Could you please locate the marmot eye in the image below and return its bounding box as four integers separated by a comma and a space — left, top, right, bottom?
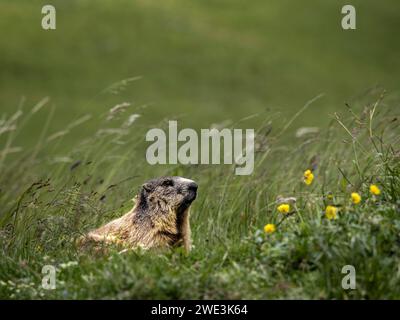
162, 180, 174, 187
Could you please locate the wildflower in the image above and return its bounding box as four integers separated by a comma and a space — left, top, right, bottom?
303, 169, 314, 185
351, 192, 361, 204
277, 203, 290, 214
264, 224, 276, 234
325, 205, 338, 220
370, 184, 381, 195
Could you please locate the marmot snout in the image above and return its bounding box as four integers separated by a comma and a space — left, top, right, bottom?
79, 176, 198, 253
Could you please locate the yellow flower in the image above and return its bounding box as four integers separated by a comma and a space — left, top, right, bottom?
264, 224, 276, 234
325, 205, 338, 220
303, 169, 314, 185
370, 184, 381, 195
304, 169, 312, 177
277, 203, 290, 214
351, 192, 361, 204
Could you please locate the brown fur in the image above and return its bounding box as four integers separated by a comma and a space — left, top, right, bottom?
79, 176, 197, 253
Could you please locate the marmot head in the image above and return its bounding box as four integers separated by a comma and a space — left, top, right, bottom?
138, 176, 198, 215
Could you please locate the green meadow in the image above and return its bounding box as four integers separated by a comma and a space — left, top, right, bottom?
0, 0, 399, 299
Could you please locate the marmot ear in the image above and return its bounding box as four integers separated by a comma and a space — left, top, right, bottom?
142, 183, 152, 193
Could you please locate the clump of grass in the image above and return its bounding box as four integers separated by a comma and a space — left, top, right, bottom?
0, 90, 399, 299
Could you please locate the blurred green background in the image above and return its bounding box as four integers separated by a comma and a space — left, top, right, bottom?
0, 0, 399, 144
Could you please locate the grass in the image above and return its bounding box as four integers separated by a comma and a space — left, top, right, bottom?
1, 0, 400, 299
0, 88, 399, 299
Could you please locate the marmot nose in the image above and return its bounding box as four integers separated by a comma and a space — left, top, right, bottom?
187, 182, 198, 192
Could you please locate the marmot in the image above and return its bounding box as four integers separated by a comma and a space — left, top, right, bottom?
79, 176, 198, 253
